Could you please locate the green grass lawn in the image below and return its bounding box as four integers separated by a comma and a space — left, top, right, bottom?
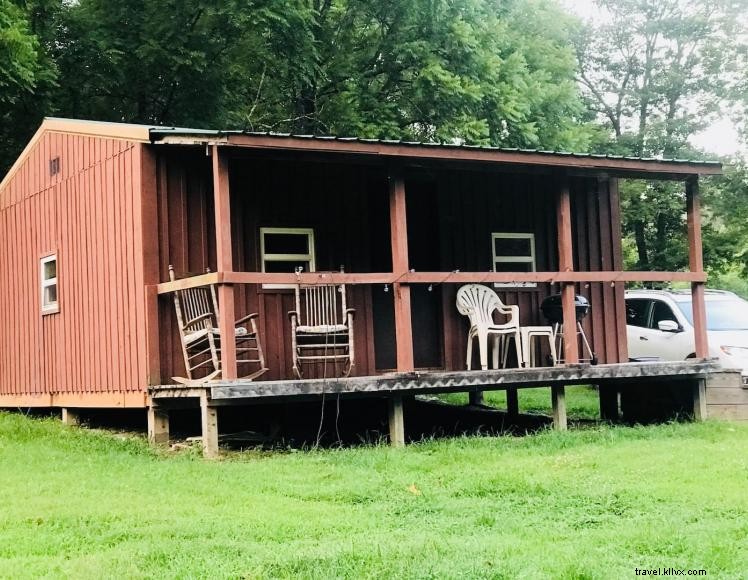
440, 385, 601, 420
2, 413, 748, 578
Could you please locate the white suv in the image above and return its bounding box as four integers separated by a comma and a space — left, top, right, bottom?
625, 289, 748, 381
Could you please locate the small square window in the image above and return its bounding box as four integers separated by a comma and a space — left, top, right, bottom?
491, 233, 536, 288
260, 228, 315, 289
41, 254, 59, 314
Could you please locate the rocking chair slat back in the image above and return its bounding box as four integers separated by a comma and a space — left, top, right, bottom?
290, 280, 354, 379
296, 284, 346, 327
168, 265, 267, 383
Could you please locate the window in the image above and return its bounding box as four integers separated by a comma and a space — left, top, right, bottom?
650, 301, 678, 329
491, 233, 536, 287
40, 254, 59, 314
260, 228, 315, 289
626, 299, 651, 327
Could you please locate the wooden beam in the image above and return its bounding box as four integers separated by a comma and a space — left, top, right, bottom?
687, 176, 709, 359
557, 175, 579, 364
389, 168, 414, 372
551, 386, 567, 430
208, 133, 722, 177
598, 385, 619, 421
155, 273, 221, 294
469, 391, 485, 405
0, 391, 148, 409
200, 392, 219, 458
157, 270, 707, 293
61, 408, 80, 426
204, 360, 722, 400
560, 284, 579, 363
388, 395, 405, 447
139, 146, 161, 387
692, 378, 707, 421
147, 403, 170, 445
212, 145, 237, 379
506, 387, 519, 416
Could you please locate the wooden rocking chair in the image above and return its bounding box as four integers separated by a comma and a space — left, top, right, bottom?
169, 265, 267, 384
289, 281, 355, 378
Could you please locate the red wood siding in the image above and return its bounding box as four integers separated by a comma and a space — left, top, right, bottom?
571, 176, 628, 364
155, 151, 627, 381
0, 132, 150, 400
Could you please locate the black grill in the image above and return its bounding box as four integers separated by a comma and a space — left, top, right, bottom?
540, 294, 591, 324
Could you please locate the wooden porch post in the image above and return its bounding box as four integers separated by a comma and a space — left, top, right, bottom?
389, 168, 414, 372
686, 176, 708, 359
554, 175, 576, 429
61, 408, 80, 426
147, 401, 170, 445
200, 391, 219, 458
557, 176, 579, 365
212, 145, 237, 379
388, 395, 406, 447
551, 385, 567, 431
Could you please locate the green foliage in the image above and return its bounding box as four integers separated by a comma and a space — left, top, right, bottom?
2, 412, 748, 577
701, 161, 748, 276
0, 0, 595, 173
0, 0, 58, 172
576, 0, 747, 276
439, 385, 601, 420
0, 0, 40, 102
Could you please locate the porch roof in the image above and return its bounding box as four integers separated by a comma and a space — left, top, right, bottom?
149, 126, 723, 178
1, 118, 722, 193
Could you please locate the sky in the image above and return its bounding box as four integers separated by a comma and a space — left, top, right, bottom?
561, 0, 746, 158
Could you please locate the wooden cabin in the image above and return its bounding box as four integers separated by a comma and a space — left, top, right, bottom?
0, 118, 729, 454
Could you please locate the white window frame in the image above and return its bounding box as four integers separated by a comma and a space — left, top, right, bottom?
260, 227, 316, 289
491, 232, 536, 288
40, 254, 59, 314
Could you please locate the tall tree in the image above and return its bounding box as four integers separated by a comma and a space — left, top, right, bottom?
226, 0, 592, 150
574, 0, 745, 272
0, 0, 58, 171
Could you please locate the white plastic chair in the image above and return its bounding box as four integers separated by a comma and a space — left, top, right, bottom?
456, 284, 522, 371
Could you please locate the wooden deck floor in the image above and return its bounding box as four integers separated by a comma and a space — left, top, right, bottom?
147, 360, 728, 457
150, 360, 722, 401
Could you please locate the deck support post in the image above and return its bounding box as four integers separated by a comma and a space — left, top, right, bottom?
557, 175, 579, 364
686, 176, 708, 359
389, 168, 414, 372
147, 402, 170, 445
388, 395, 406, 447
200, 392, 220, 458
212, 144, 237, 379
692, 378, 707, 421
61, 408, 80, 426
551, 385, 567, 430
506, 387, 519, 416
599, 385, 619, 421
469, 391, 485, 406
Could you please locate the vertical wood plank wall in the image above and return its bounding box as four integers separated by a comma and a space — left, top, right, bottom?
435, 171, 626, 370
156, 152, 627, 381
0, 132, 149, 400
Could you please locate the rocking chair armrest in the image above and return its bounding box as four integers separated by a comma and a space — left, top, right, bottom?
288, 310, 299, 322
182, 312, 214, 330
344, 308, 356, 316
234, 312, 259, 326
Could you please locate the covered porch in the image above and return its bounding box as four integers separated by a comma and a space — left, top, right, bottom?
144, 134, 716, 454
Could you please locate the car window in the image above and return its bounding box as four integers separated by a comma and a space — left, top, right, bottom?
626, 299, 650, 327
650, 300, 677, 329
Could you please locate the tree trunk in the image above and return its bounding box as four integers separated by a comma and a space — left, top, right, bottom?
293, 85, 317, 134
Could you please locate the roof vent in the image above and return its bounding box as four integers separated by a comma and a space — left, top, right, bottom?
49, 157, 60, 176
